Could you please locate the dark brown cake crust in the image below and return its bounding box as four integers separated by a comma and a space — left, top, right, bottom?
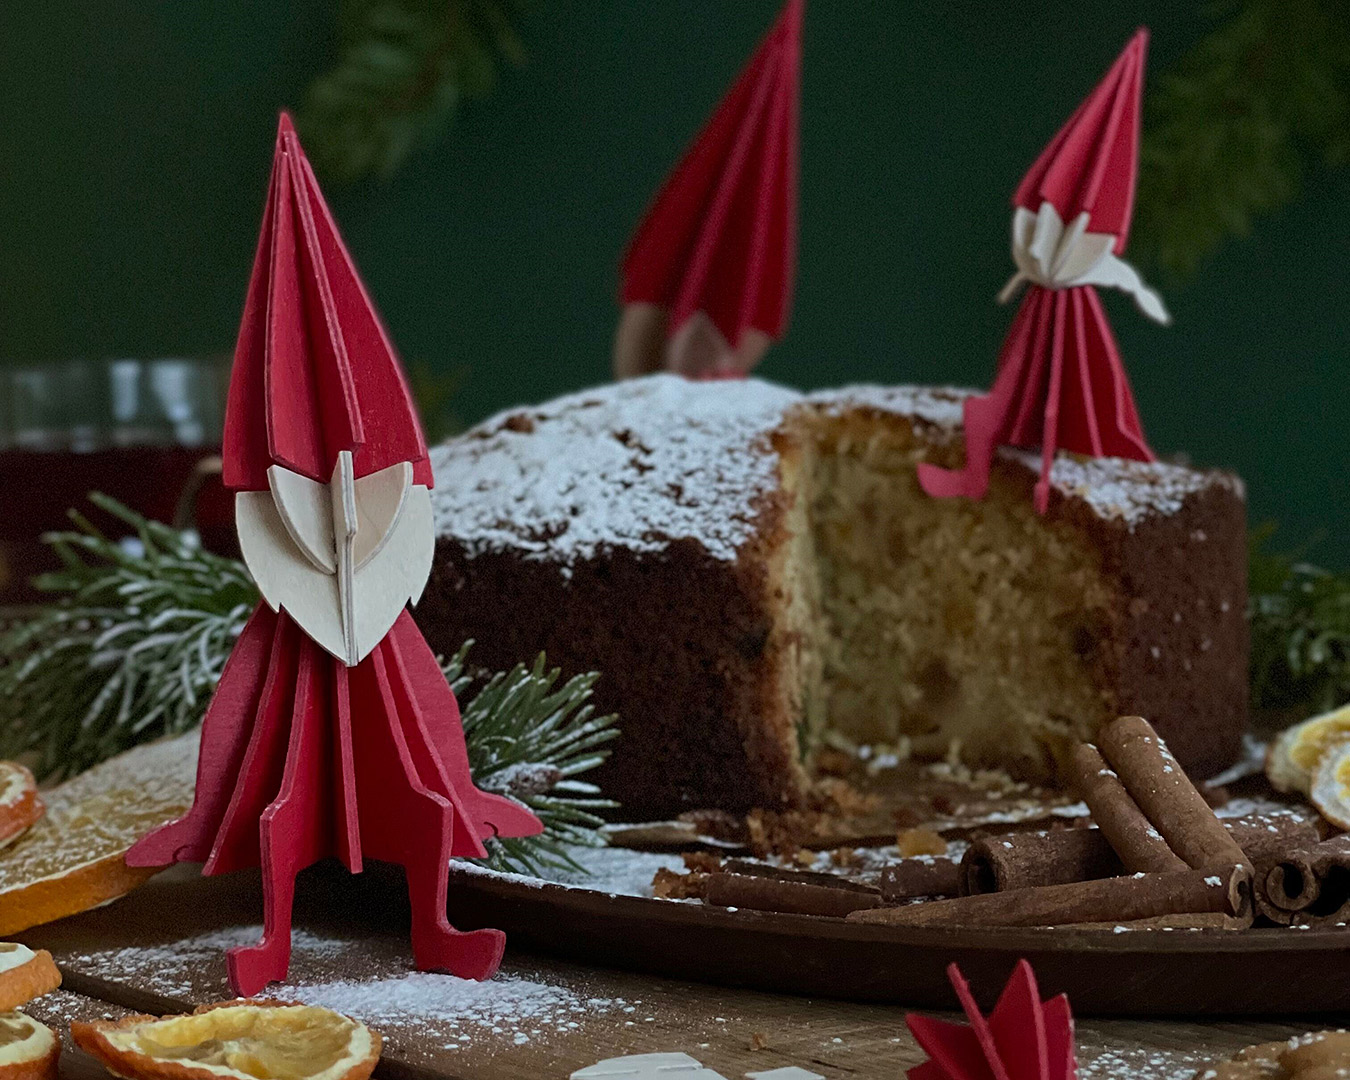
420, 528, 805, 818
1075, 480, 1250, 779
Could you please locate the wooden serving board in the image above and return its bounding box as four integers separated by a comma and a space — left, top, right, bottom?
441, 863, 1350, 1016
12, 865, 1321, 1080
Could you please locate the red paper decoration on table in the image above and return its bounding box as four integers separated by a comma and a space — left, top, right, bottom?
906, 961, 1077, 1080
918, 30, 1168, 514
126, 114, 541, 997
614, 0, 802, 380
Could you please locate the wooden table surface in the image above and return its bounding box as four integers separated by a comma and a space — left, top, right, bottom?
17, 865, 1321, 1080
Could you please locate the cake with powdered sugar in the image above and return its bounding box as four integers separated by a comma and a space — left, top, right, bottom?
415, 375, 1247, 818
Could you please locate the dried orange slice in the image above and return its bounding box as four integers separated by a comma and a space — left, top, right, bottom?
0, 946, 59, 1013
0, 735, 197, 936
0, 767, 42, 852
71, 1000, 381, 1080
0, 1011, 58, 1080
1267, 703, 1350, 794
1310, 739, 1350, 831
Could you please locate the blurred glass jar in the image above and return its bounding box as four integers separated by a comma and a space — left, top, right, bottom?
1, 357, 228, 452
0, 357, 234, 603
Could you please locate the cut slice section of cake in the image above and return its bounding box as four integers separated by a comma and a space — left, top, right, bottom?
418, 375, 1246, 818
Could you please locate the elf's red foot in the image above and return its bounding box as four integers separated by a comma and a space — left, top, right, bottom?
227, 931, 293, 997
412, 923, 506, 981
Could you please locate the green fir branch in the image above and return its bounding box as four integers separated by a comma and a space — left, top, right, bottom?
1248, 524, 1350, 717
0, 496, 618, 876
0, 494, 255, 780
297, 0, 530, 184
1136, 0, 1350, 276
447, 644, 619, 876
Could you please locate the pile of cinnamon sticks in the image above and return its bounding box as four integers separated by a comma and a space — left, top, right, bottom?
694, 716, 1339, 933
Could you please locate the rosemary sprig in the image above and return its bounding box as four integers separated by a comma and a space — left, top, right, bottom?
0, 496, 618, 875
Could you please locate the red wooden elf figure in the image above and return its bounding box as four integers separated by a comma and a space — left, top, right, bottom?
918, 29, 1169, 514
906, 961, 1078, 1080
614, 0, 802, 380
127, 114, 542, 997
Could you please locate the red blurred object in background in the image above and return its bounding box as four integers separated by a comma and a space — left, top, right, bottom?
0, 357, 235, 604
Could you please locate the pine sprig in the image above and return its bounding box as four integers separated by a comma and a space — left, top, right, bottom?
1249, 525, 1350, 718
297, 0, 530, 184
446, 645, 619, 876
0, 496, 619, 876
0, 494, 255, 780
1135, 0, 1350, 276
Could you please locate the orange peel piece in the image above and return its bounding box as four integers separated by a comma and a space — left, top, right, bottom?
71, 1000, 381, 1080
0, 767, 42, 853
0, 1012, 58, 1080
0, 947, 59, 1013
1267, 703, 1350, 795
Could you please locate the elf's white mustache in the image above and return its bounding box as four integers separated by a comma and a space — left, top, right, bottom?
998, 201, 1170, 326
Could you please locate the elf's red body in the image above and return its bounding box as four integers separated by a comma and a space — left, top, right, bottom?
919, 30, 1166, 514
126, 115, 540, 997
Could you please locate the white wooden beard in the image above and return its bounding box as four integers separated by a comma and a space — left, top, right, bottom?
997, 200, 1170, 325
236, 451, 434, 667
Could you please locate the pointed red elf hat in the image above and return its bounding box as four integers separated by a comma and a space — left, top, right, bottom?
224, 113, 431, 492
1014, 28, 1147, 251
615, 0, 802, 378
906, 961, 1077, 1080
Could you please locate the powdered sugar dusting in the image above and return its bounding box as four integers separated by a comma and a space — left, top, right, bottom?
66, 925, 343, 999
806, 384, 969, 433
288, 973, 627, 1050
430, 375, 797, 567
1080, 1043, 1214, 1080
1001, 448, 1244, 529
454, 843, 687, 898
430, 375, 1242, 566
66, 923, 631, 1051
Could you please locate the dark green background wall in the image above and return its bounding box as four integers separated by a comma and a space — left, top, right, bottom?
2, 2, 1346, 563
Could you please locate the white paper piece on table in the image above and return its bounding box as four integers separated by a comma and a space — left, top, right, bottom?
996, 201, 1170, 325
571, 1053, 730, 1079
745, 1069, 826, 1080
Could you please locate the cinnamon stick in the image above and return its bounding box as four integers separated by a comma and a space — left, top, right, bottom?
879, 856, 962, 902
847, 865, 1252, 929
961, 815, 1319, 896
1069, 742, 1186, 874
1264, 834, 1350, 927
960, 828, 1123, 895
1097, 715, 1251, 873
722, 859, 881, 894
704, 872, 884, 917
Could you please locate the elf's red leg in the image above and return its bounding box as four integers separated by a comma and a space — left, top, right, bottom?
403, 810, 506, 981
353, 643, 507, 981
226, 855, 296, 997
226, 636, 331, 996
